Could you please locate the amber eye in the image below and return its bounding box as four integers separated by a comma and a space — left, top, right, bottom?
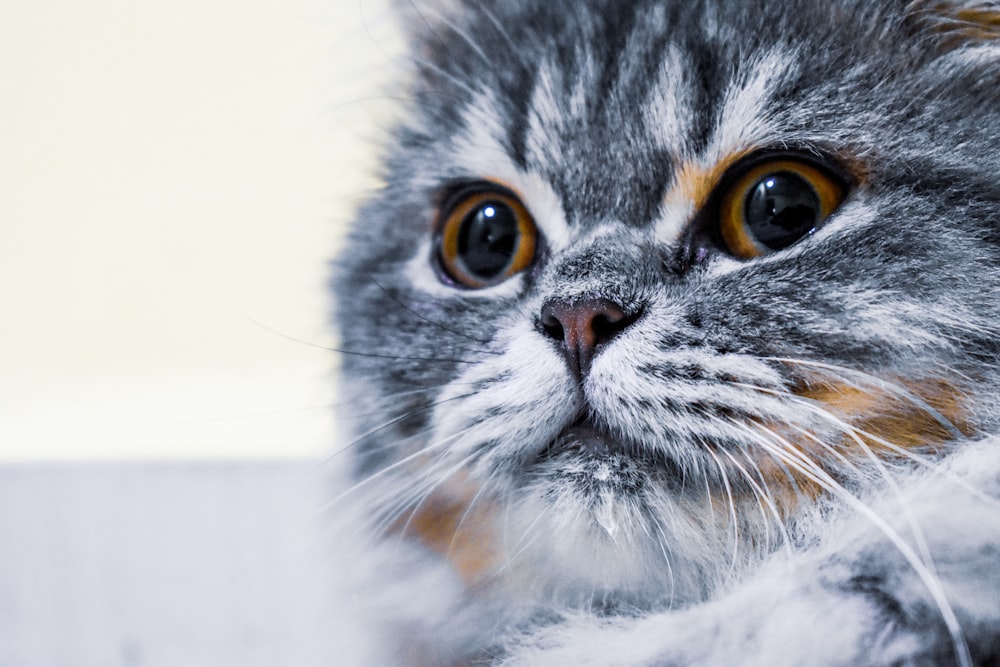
436, 187, 537, 288
718, 157, 847, 259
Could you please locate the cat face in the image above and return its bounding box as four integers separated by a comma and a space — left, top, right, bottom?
335, 0, 1000, 605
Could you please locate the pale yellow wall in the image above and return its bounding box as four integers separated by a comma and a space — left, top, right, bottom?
0, 0, 404, 461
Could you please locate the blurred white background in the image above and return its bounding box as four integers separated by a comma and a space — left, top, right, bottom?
0, 3, 407, 664
0, 0, 403, 461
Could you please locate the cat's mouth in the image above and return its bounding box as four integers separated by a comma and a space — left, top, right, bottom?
551, 420, 618, 458
530, 419, 680, 496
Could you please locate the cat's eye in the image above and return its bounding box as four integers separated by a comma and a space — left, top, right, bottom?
435, 186, 537, 288
718, 157, 847, 259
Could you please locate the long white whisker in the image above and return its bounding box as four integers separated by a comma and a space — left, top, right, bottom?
786, 419, 936, 569
446, 467, 501, 558
369, 455, 468, 539
718, 447, 777, 550
647, 511, 678, 604
370, 421, 492, 528
317, 420, 477, 514
408, 1, 494, 69
394, 449, 485, 544
738, 421, 973, 667
763, 357, 963, 439
736, 447, 795, 553
802, 402, 998, 508
323, 391, 480, 464
702, 467, 717, 541
406, 52, 485, 100
732, 380, 995, 506
704, 446, 741, 577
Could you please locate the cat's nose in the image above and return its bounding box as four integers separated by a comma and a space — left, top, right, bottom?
539, 297, 635, 379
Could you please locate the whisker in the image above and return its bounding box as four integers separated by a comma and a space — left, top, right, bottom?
247, 316, 477, 364
740, 422, 973, 667
446, 467, 500, 558
323, 390, 480, 465
317, 418, 476, 514
737, 377, 998, 507
792, 421, 936, 570
364, 421, 487, 539
763, 357, 964, 439
333, 387, 444, 419
365, 272, 497, 348
720, 447, 791, 552
646, 512, 678, 604
400, 0, 438, 37
370, 463, 476, 543
704, 446, 741, 577
466, 0, 530, 75
392, 449, 483, 543
755, 408, 942, 580
734, 447, 795, 553
702, 468, 716, 543
501, 505, 547, 572
839, 423, 1000, 507
405, 52, 485, 102
410, 1, 494, 71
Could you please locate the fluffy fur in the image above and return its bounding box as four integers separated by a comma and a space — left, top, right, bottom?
332, 1, 1000, 664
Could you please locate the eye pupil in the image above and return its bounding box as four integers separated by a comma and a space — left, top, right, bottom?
456, 200, 519, 280
437, 185, 538, 288
744, 171, 821, 250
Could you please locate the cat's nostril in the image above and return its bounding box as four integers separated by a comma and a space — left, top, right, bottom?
541, 311, 565, 342
592, 312, 624, 343
539, 297, 636, 378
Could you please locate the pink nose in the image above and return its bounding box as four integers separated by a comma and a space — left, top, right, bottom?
540, 297, 634, 378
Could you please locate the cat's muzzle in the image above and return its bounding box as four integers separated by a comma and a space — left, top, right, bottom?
533, 420, 678, 498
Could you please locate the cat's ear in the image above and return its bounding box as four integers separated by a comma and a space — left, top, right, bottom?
390, 0, 467, 44
906, 0, 1000, 50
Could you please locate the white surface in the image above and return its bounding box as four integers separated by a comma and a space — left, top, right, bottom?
0, 0, 404, 461
0, 461, 370, 667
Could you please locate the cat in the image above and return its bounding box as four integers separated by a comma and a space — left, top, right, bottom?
331, 0, 1000, 664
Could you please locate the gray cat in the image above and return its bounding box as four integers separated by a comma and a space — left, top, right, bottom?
332, 0, 1000, 664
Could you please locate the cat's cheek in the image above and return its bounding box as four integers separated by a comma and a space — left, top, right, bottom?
429, 320, 580, 472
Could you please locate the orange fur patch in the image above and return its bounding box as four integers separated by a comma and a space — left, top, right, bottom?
663, 150, 867, 223
738, 375, 974, 517
795, 376, 974, 452
748, 453, 825, 505
663, 152, 750, 213
397, 476, 498, 586
913, 2, 1000, 47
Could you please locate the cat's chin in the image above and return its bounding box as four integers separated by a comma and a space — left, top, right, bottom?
503, 421, 713, 604
530, 420, 679, 498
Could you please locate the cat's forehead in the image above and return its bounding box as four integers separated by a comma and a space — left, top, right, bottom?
400, 0, 999, 250
438, 3, 805, 245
